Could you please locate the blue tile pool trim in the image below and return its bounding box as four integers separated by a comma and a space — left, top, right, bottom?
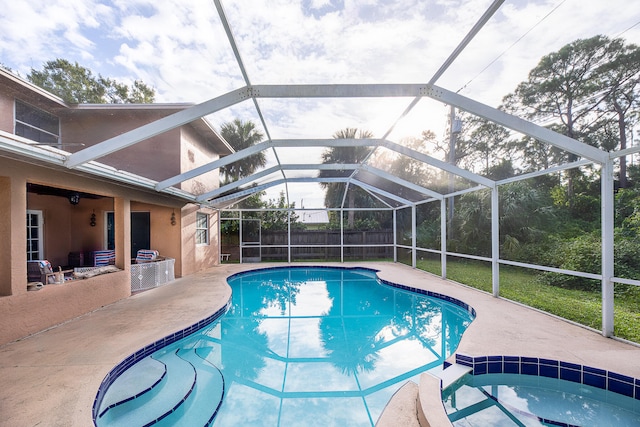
91, 299, 231, 426
455, 353, 640, 401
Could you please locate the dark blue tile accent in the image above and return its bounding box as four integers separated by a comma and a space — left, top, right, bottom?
540, 364, 559, 379
456, 354, 473, 363
560, 367, 581, 383
504, 362, 519, 374
584, 372, 606, 389
560, 361, 581, 371
584, 365, 606, 376
521, 363, 538, 376
488, 361, 502, 374
474, 362, 487, 375
609, 378, 634, 398
609, 371, 634, 384
457, 354, 640, 406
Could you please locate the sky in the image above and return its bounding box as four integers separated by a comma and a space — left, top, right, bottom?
1, 0, 639, 208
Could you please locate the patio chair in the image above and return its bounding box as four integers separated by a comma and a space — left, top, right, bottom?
135, 249, 160, 263
38, 260, 73, 284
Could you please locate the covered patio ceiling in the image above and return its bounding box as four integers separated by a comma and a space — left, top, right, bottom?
38, 0, 634, 210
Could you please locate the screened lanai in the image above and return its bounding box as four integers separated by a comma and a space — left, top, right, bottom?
2, 0, 639, 341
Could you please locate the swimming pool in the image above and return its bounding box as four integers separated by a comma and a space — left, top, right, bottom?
443, 357, 640, 426
94, 266, 475, 426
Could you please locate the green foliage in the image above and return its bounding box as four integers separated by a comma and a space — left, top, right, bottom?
539, 230, 640, 292
416, 259, 640, 343
27, 59, 155, 103
219, 119, 266, 183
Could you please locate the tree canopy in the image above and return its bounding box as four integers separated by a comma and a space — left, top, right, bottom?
27, 59, 155, 104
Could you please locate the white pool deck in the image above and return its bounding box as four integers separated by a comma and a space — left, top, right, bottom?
1, 262, 639, 427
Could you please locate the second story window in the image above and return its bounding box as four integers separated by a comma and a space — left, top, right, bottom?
14, 100, 60, 145
196, 212, 209, 245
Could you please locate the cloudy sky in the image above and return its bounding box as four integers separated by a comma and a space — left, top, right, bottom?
1, 0, 639, 207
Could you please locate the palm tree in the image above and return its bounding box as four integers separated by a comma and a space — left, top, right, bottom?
319, 128, 373, 228
219, 119, 266, 183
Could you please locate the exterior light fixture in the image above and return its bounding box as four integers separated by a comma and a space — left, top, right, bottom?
171, 210, 176, 226
69, 193, 80, 205
90, 210, 96, 227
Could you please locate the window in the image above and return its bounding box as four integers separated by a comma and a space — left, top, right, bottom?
15, 100, 60, 144
196, 212, 209, 245
26, 210, 43, 261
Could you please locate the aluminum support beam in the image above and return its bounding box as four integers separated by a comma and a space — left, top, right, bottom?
65, 87, 253, 168
360, 164, 444, 200
491, 185, 500, 297
601, 160, 615, 337
441, 198, 447, 279
412, 204, 417, 268
421, 86, 608, 164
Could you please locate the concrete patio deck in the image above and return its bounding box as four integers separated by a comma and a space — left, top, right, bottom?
1, 262, 638, 427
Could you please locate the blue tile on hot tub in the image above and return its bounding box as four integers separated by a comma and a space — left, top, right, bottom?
540, 364, 559, 379
474, 363, 487, 375
560, 367, 581, 383
608, 378, 634, 398
488, 361, 502, 374
584, 372, 606, 389
504, 362, 519, 374
521, 363, 538, 376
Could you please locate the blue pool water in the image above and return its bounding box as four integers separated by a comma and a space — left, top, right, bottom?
443, 373, 640, 426
95, 266, 475, 426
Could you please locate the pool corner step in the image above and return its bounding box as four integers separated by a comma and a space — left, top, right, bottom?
97, 350, 196, 427
438, 363, 472, 390
98, 356, 167, 416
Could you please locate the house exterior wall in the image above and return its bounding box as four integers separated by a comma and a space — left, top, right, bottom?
61, 110, 182, 182
180, 125, 220, 195
0, 73, 226, 344
0, 156, 133, 344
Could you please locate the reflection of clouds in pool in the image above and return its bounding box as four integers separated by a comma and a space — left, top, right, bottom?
290, 280, 333, 316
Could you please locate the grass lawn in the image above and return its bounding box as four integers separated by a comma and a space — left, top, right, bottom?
415, 258, 640, 344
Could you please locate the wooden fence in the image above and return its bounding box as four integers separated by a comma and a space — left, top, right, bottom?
222, 229, 394, 262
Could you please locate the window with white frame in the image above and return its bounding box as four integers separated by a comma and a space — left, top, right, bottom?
15, 100, 60, 145
196, 212, 209, 245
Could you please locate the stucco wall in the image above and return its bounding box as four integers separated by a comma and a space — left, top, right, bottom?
180, 125, 220, 195
181, 204, 220, 275
0, 155, 203, 345
131, 201, 184, 276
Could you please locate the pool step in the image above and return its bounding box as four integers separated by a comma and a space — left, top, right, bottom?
98, 356, 167, 417
438, 363, 473, 390
153, 348, 225, 426
98, 350, 196, 427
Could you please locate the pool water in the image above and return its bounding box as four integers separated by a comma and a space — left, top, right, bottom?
95, 266, 474, 426
443, 373, 640, 426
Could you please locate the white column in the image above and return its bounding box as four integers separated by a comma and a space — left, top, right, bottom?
393, 209, 398, 263
441, 198, 447, 279
412, 204, 417, 268
491, 186, 499, 297
601, 160, 615, 337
